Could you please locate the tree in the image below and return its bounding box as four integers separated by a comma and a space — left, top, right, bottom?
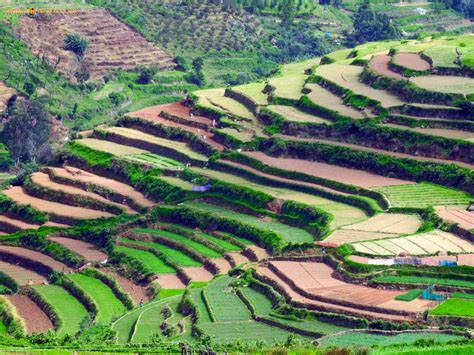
347, 1, 400, 46
64, 34, 89, 56
281, 0, 296, 26
136, 66, 157, 84
2, 99, 52, 165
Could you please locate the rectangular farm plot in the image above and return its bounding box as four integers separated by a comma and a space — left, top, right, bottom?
430, 298, 474, 317
342, 213, 422, 234
268, 105, 332, 124
373, 183, 472, 208
183, 201, 314, 244
244, 151, 412, 188
325, 230, 397, 246
48, 237, 108, 263
32, 285, 88, 336
99, 127, 208, 162
410, 75, 474, 95
435, 206, 474, 231
67, 273, 127, 323
114, 245, 176, 274
77, 138, 147, 156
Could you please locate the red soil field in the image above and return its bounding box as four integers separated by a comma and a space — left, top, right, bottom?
268, 261, 434, 313
48, 166, 155, 209
32, 172, 135, 214
228, 252, 250, 265
3, 187, 114, 222
370, 55, 403, 79
0, 215, 40, 233
5, 295, 53, 334
183, 266, 214, 282
211, 258, 233, 274
0, 245, 72, 273
0, 260, 45, 285
244, 151, 412, 188
393, 53, 431, 71
48, 237, 107, 263
156, 274, 186, 289
435, 206, 474, 230
102, 269, 151, 304
247, 245, 270, 260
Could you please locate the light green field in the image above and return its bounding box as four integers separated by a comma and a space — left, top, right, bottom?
430, 298, 474, 317
67, 273, 126, 324
93, 82, 125, 101
410, 75, 474, 95
373, 275, 474, 290
77, 138, 147, 156
205, 277, 251, 322
114, 245, 176, 274
99, 127, 208, 162
132, 228, 222, 258
233, 82, 268, 105
159, 176, 194, 190
373, 183, 472, 208
124, 153, 184, 170
268, 105, 331, 124
196, 232, 241, 251
183, 201, 314, 243
191, 167, 367, 229
423, 45, 459, 68
217, 127, 255, 142
194, 88, 255, 120
31, 285, 88, 337
119, 238, 202, 267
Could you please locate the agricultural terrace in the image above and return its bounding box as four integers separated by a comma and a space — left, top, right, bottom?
393, 53, 431, 72
0, 261, 45, 285
183, 201, 315, 244
114, 245, 176, 274
430, 298, 474, 318
268, 105, 332, 124
381, 124, 474, 143
352, 229, 474, 256
4, 295, 53, 334
435, 206, 474, 230
233, 82, 268, 106
373, 183, 472, 208
410, 76, 474, 95
76, 138, 147, 156
124, 153, 184, 170
194, 88, 255, 120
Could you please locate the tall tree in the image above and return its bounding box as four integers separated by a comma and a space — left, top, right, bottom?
281, 0, 296, 26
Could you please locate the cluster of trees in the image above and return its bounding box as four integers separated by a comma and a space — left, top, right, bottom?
444, 0, 474, 19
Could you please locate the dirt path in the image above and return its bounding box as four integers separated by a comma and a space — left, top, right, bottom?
3, 187, 114, 221
276, 135, 474, 170
4, 295, 53, 334
0, 245, 72, 273
33, 172, 135, 214
48, 166, 155, 209
244, 151, 411, 188
48, 237, 108, 263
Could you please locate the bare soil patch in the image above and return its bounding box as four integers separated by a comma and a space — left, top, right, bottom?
0, 245, 72, 273
48, 237, 107, 263
393, 53, 431, 71
228, 252, 250, 265
15, 9, 174, 81
381, 124, 474, 142
342, 213, 422, 234
5, 295, 53, 334
156, 274, 186, 289
0, 215, 40, 233
435, 206, 474, 230
0, 260, 45, 285
0, 82, 15, 113
183, 266, 214, 282
3, 186, 113, 221
102, 269, 151, 304
244, 151, 411, 188
370, 55, 403, 79
211, 258, 233, 274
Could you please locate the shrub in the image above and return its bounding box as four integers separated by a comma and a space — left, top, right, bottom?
64, 34, 89, 56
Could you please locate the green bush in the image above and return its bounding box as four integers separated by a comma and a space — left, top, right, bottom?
64, 34, 89, 56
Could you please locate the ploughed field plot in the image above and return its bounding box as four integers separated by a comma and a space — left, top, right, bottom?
67, 273, 126, 324
31, 284, 88, 336
47, 166, 155, 209
0, 261, 45, 285
267, 105, 332, 124
318, 331, 464, 348
114, 245, 176, 274
393, 53, 431, 71
96, 127, 208, 162
381, 123, 474, 142
102, 269, 151, 305
325, 213, 422, 245
4, 295, 53, 334
14, 8, 174, 81
45, 243, 105, 266
0, 245, 71, 273
372, 183, 472, 208
3, 186, 114, 222
183, 201, 314, 244
119, 238, 202, 267
369, 54, 403, 80
435, 206, 474, 230
305, 83, 369, 118
192, 166, 367, 229
430, 298, 474, 317
0, 215, 45, 234
264, 261, 434, 314
243, 151, 412, 188
352, 229, 474, 256
410, 75, 474, 95
194, 88, 255, 120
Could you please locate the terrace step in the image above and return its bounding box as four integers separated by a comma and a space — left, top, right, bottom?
0, 215, 40, 233
48, 237, 108, 263
4, 295, 53, 334
211, 258, 233, 274
102, 269, 152, 305
0, 245, 72, 273
183, 266, 214, 282
155, 274, 186, 289
0, 260, 45, 285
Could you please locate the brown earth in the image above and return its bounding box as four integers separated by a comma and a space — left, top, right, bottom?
0, 82, 15, 113
3, 186, 113, 221
248, 245, 270, 260
14, 9, 174, 81
183, 266, 214, 282
243, 151, 412, 188
101, 269, 151, 304
48, 166, 155, 208
0, 215, 41, 233
370, 55, 403, 79
435, 206, 474, 230
0, 260, 45, 285
228, 252, 250, 265
48, 237, 107, 263
0, 245, 72, 273
211, 258, 233, 274
32, 172, 135, 214
393, 53, 431, 71
5, 295, 54, 334
156, 274, 186, 289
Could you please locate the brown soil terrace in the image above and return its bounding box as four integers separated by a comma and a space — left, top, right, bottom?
370, 54, 403, 80
212, 258, 233, 274
156, 274, 186, 289
48, 166, 155, 208
101, 269, 152, 304
183, 266, 214, 282
48, 237, 107, 263
435, 206, 474, 230
393, 53, 431, 71
243, 151, 411, 188
0, 260, 45, 285
0, 245, 72, 273
4, 295, 53, 334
